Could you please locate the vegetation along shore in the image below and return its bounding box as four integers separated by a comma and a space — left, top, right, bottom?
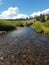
0, 14, 49, 34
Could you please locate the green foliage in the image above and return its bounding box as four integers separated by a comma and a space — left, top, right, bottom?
47, 15, 49, 20
33, 21, 49, 34
33, 22, 43, 33
34, 14, 45, 22
43, 20, 49, 27
0, 19, 33, 31
0, 20, 16, 31
13, 22, 24, 27
23, 21, 33, 26
40, 14, 45, 22
12, 19, 33, 27
34, 16, 40, 21
41, 25, 49, 34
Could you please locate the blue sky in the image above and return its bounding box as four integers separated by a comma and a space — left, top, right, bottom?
0, 0, 49, 15
0, 0, 49, 19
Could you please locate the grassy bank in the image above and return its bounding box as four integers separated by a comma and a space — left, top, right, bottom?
0, 19, 33, 31
11, 19, 33, 27
33, 20, 49, 34
0, 20, 16, 31
33, 22, 43, 33
0, 19, 49, 34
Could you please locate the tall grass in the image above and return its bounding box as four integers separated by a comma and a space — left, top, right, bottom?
0, 20, 16, 31
11, 19, 33, 27
0, 19, 33, 31
41, 25, 49, 34
33, 22, 43, 33
33, 20, 49, 34
11, 22, 24, 27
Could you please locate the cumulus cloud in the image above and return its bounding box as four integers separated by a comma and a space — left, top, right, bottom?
0, 7, 49, 19
42, 9, 49, 14
30, 8, 49, 17
13, 14, 28, 19
0, 7, 19, 19
0, 7, 28, 19
30, 11, 41, 17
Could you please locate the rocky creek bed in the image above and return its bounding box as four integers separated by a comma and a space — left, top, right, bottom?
0, 27, 49, 65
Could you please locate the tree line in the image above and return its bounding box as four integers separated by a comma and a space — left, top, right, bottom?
34, 14, 49, 22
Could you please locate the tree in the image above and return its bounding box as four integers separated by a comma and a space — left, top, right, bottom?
47, 15, 49, 20
39, 14, 45, 22
35, 16, 40, 21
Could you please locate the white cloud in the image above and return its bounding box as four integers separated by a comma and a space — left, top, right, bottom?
30, 11, 41, 17
13, 14, 28, 19
42, 9, 49, 14
0, 7, 19, 19
0, 7, 49, 19
0, 7, 28, 19
30, 8, 49, 17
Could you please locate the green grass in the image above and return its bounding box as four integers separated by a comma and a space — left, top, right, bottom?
41, 25, 49, 34
0, 19, 33, 31
1, 19, 49, 34
12, 19, 33, 26
0, 20, 16, 31
23, 21, 33, 26
33, 20, 49, 34
12, 21, 24, 27
33, 22, 43, 33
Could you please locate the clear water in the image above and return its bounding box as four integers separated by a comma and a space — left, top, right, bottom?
0, 27, 49, 65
